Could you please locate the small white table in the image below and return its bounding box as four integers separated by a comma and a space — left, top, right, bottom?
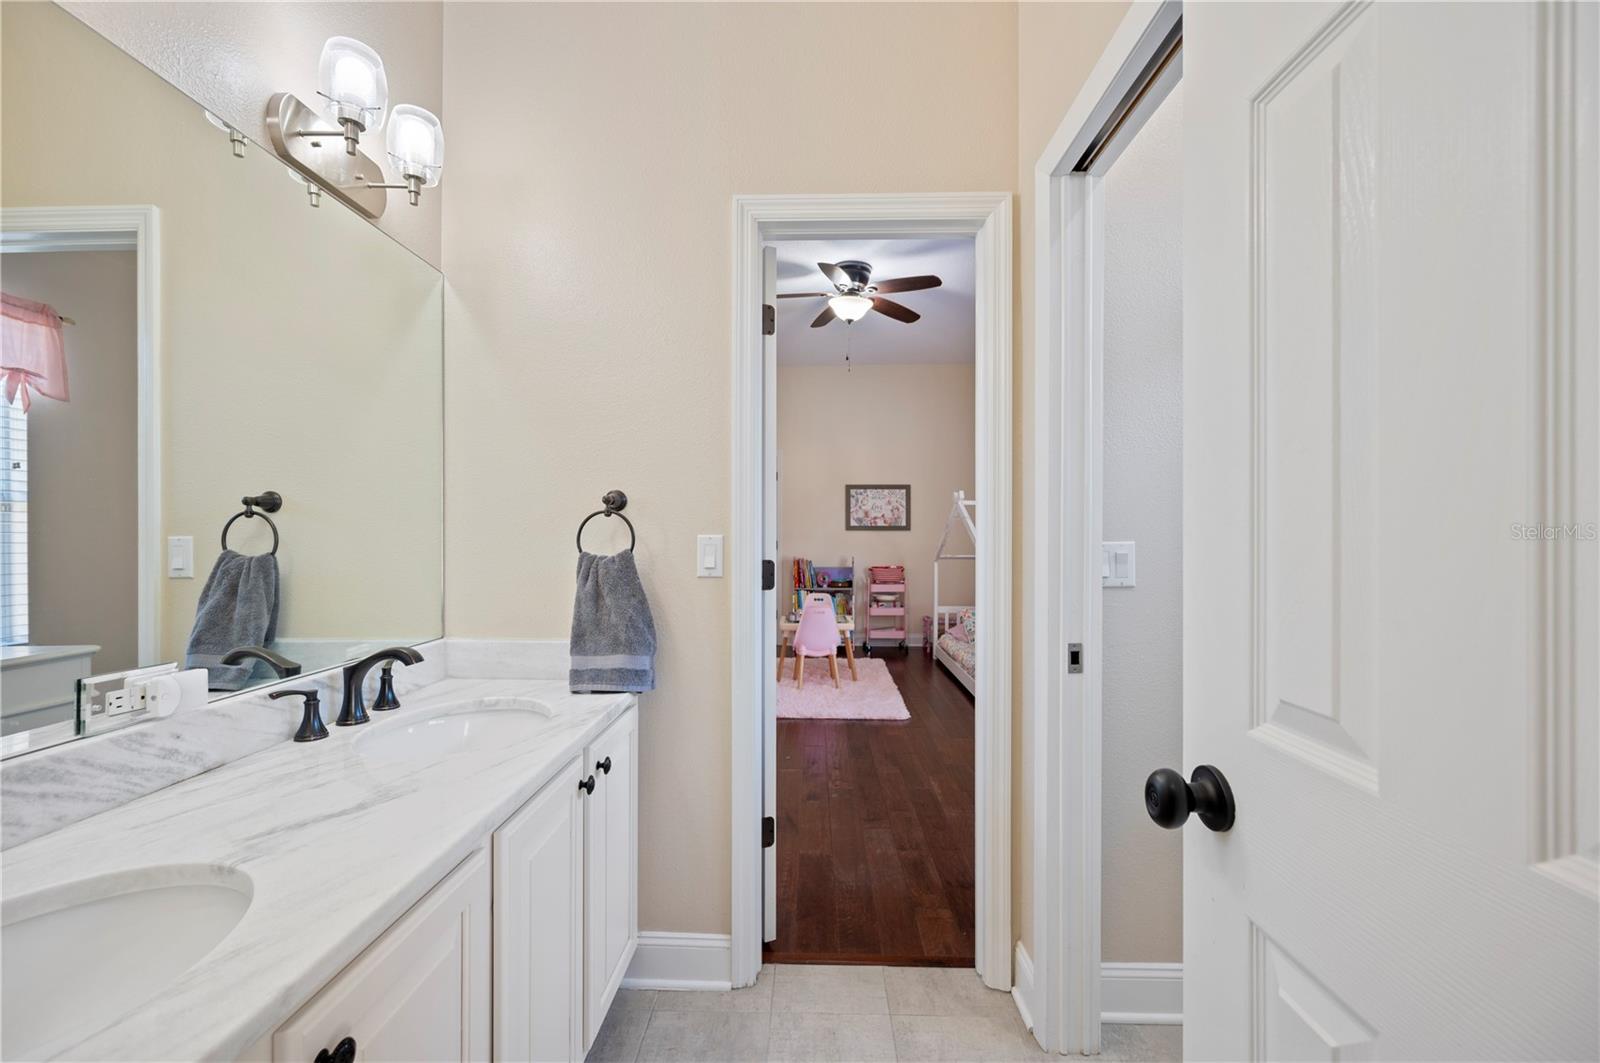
776, 619, 858, 682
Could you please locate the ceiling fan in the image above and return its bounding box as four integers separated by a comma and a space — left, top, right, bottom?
778, 260, 942, 328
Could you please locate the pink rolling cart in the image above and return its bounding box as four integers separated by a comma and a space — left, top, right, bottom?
865, 564, 907, 653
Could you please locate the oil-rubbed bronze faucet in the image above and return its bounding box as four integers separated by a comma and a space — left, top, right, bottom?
337, 647, 423, 726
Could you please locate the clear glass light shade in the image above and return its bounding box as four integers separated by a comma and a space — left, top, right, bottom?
829, 294, 873, 323
318, 36, 388, 131
386, 105, 445, 187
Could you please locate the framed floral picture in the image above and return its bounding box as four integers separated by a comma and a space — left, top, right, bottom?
845, 484, 911, 531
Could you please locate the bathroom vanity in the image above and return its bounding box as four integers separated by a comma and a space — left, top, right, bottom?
1, 678, 638, 1062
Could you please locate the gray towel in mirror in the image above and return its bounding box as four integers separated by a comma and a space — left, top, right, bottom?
185, 549, 280, 690
570, 550, 656, 694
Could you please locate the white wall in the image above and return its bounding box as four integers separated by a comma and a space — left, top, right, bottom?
1100, 83, 1184, 963
443, 1, 1022, 937
59, 1, 444, 268
1013, 0, 1134, 957
1, 251, 140, 673
777, 364, 975, 638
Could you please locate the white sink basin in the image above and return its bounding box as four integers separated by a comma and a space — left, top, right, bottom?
2, 866, 252, 1058
355, 698, 554, 765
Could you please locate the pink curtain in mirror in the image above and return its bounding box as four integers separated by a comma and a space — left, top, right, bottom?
0, 291, 69, 411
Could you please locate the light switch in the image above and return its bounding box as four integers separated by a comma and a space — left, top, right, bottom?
697, 534, 724, 578
1102, 541, 1135, 587
168, 536, 194, 578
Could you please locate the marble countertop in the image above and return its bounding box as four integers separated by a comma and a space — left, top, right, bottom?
0, 677, 634, 1062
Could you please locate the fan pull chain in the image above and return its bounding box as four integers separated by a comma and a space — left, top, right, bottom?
845, 325, 853, 372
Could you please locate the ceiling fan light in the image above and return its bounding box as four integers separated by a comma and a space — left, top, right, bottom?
829, 294, 873, 323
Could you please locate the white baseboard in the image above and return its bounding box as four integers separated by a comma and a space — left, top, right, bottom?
1012, 942, 1039, 1037
621, 931, 733, 992
1101, 962, 1182, 1025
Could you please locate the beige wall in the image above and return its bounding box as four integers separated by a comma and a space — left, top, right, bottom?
59, 1, 444, 268
443, 1, 1017, 936
1013, 0, 1133, 962
3, 3, 444, 673
777, 364, 975, 634
1, 250, 139, 673
1101, 83, 1183, 963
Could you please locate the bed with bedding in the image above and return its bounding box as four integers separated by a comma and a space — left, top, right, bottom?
933, 606, 976, 695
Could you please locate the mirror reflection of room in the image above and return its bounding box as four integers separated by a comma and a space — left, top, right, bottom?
0, 2, 443, 754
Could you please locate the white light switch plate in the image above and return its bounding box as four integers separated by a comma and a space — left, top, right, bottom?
168, 536, 194, 578
697, 534, 724, 578
1102, 541, 1136, 587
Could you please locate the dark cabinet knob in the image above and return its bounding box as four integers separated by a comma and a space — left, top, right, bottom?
1145, 765, 1235, 832
315, 1036, 356, 1063
596, 756, 612, 775
580, 774, 597, 795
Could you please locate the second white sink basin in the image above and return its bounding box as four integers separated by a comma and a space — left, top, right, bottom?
355, 698, 554, 765
2, 866, 252, 1059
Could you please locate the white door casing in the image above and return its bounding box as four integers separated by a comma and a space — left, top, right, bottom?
1184, 3, 1598, 1061
762, 244, 779, 943
731, 193, 1012, 989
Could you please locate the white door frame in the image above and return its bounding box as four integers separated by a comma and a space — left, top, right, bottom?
730, 192, 1013, 990
0, 205, 162, 666
1028, 2, 1181, 1055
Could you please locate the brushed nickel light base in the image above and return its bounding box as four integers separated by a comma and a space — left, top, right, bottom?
265, 92, 387, 219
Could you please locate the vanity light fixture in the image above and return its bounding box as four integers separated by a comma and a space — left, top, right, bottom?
314, 37, 388, 156
203, 110, 248, 159
264, 36, 444, 219
828, 294, 873, 323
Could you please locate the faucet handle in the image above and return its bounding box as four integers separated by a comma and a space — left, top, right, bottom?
269, 688, 329, 743
372, 662, 401, 711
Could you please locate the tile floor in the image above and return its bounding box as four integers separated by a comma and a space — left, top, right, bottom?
587, 965, 1183, 1062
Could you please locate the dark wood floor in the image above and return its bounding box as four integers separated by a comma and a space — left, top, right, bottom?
765, 649, 976, 967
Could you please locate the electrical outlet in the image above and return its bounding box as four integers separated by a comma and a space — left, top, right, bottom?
80, 663, 178, 734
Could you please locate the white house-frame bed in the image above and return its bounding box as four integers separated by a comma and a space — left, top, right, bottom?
932, 491, 977, 695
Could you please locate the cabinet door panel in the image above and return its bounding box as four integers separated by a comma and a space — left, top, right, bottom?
274, 849, 491, 1063
584, 707, 638, 1049
494, 758, 583, 1062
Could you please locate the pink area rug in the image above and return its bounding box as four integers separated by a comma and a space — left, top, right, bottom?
776, 655, 910, 721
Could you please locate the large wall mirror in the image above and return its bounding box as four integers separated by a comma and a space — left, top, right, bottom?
0, 3, 444, 754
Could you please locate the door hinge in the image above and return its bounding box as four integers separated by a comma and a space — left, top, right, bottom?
762, 816, 776, 848
762, 304, 776, 336
1067, 642, 1083, 674
762, 559, 775, 591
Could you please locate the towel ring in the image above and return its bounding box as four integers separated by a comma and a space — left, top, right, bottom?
221, 491, 282, 556
576, 490, 635, 554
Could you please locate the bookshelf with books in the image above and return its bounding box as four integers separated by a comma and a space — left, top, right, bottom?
786, 557, 856, 623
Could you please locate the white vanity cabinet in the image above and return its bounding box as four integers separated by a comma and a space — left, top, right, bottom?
268, 704, 638, 1063
273, 849, 492, 1063
493, 759, 584, 1062
582, 708, 639, 1050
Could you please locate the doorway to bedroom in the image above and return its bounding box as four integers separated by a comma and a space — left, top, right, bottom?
766, 236, 978, 966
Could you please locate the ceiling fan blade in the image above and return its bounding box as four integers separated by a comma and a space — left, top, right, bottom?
817, 262, 851, 288
871, 275, 943, 295
870, 296, 920, 324
776, 292, 831, 299
810, 304, 838, 328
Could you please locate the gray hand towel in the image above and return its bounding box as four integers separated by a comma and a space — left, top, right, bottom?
570, 550, 656, 694
185, 549, 280, 690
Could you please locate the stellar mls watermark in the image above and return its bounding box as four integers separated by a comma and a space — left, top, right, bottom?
1511, 522, 1598, 541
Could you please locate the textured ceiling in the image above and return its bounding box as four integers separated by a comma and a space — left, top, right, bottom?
773, 238, 974, 366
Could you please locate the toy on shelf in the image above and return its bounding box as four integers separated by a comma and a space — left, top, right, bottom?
865, 564, 907, 653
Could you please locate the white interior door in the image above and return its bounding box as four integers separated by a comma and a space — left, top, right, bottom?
762, 243, 779, 942
1183, 2, 1598, 1059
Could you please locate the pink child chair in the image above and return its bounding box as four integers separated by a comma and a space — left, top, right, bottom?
792, 593, 841, 690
